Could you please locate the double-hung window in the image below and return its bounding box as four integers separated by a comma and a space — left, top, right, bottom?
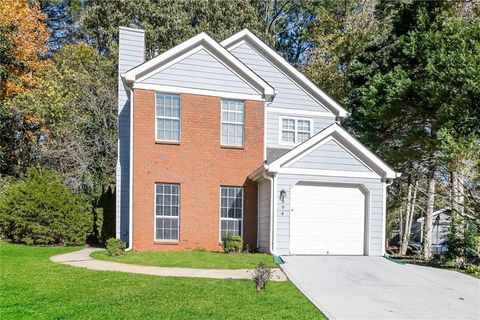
155, 183, 180, 241
221, 99, 244, 147
156, 93, 181, 142
220, 186, 243, 239
280, 117, 312, 144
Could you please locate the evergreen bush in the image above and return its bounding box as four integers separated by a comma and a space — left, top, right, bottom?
106, 238, 126, 256
0, 168, 92, 245
221, 234, 243, 253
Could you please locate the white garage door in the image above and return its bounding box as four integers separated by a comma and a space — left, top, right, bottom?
290, 184, 366, 255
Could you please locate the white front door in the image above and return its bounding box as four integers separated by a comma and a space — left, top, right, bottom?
290, 184, 366, 255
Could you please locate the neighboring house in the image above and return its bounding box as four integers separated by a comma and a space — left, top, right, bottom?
411, 208, 451, 255
116, 27, 400, 255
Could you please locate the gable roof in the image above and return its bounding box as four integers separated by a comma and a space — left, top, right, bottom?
122, 32, 276, 101
267, 123, 400, 180
221, 29, 349, 119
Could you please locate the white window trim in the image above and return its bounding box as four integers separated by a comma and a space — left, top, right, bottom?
279, 116, 313, 145
153, 183, 180, 242
155, 93, 181, 143
219, 186, 244, 242
220, 99, 245, 148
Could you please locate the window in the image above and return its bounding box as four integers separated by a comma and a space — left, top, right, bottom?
155, 183, 180, 241
280, 117, 312, 144
156, 93, 181, 142
220, 186, 243, 239
221, 99, 244, 147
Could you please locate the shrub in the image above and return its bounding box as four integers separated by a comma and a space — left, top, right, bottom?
221, 234, 243, 253
466, 265, 480, 277
0, 168, 92, 245
252, 261, 273, 292
106, 238, 126, 256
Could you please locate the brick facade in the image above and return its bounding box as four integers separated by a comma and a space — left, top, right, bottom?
132, 90, 264, 251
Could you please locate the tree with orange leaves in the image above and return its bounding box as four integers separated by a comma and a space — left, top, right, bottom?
0, 0, 50, 100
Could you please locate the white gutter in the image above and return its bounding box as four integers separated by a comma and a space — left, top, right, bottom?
262, 168, 277, 256
126, 88, 134, 251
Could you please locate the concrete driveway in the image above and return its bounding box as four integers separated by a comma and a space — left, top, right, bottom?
281, 256, 480, 320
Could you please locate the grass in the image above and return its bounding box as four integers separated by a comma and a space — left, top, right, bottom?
394, 256, 480, 279
91, 249, 278, 269
0, 243, 324, 319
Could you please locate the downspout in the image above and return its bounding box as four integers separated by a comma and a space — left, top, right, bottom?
382, 178, 394, 255
263, 169, 277, 256
262, 97, 277, 256
263, 99, 274, 162
126, 87, 134, 251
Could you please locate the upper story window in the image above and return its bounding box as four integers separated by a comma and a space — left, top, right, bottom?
221, 99, 244, 147
280, 117, 312, 144
156, 93, 181, 142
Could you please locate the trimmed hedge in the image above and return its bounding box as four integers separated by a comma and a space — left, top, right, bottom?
222, 234, 243, 253
0, 168, 92, 245
106, 238, 126, 256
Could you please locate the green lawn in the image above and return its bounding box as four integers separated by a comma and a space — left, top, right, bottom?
0, 243, 324, 319
91, 249, 278, 269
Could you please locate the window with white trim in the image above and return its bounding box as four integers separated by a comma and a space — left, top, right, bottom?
220, 186, 243, 239
221, 99, 244, 147
156, 93, 181, 142
281, 117, 312, 144
155, 183, 180, 241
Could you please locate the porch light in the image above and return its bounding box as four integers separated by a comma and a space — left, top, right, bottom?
279, 190, 287, 203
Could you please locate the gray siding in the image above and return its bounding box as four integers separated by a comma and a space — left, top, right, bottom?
230, 42, 328, 112
141, 49, 258, 95
117, 27, 145, 243
290, 139, 373, 172
257, 179, 271, 253
275, 174, 385, 256
266, 110, 334, 149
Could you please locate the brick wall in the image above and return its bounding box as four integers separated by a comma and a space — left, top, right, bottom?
132, 90, 264, 251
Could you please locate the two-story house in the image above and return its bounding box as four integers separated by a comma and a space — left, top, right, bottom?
116, 27, 399, 256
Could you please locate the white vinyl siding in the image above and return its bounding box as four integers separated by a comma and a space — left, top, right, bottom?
220, 186, 243, 239
280, 117, 312, 145
221, 99, 244, 147
156, 93, 181, 142
155, 183, 180, 241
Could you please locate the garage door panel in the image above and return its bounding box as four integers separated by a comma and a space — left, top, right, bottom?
290, 184, 366, 255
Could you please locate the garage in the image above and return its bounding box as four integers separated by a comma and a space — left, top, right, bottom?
290, 183, 367, 255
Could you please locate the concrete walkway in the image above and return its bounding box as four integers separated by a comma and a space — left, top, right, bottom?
281, 255, 480, 320
50, 247, 287, 281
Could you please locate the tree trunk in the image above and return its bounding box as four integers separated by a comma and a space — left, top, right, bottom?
401, 178, 417, 255
450, 169, 466, 257
400, 180, 412, 254
452, 170, 465, 216
423, 168, 436, 261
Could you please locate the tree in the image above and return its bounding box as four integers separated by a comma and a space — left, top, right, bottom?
0, 0, 50, 99
347, 0, 479, 259
7, 43, 117, 195
256, 0, 319, 66
39, 0, 86, 51
304, 0, 378, 104
81, 0, 267, 60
